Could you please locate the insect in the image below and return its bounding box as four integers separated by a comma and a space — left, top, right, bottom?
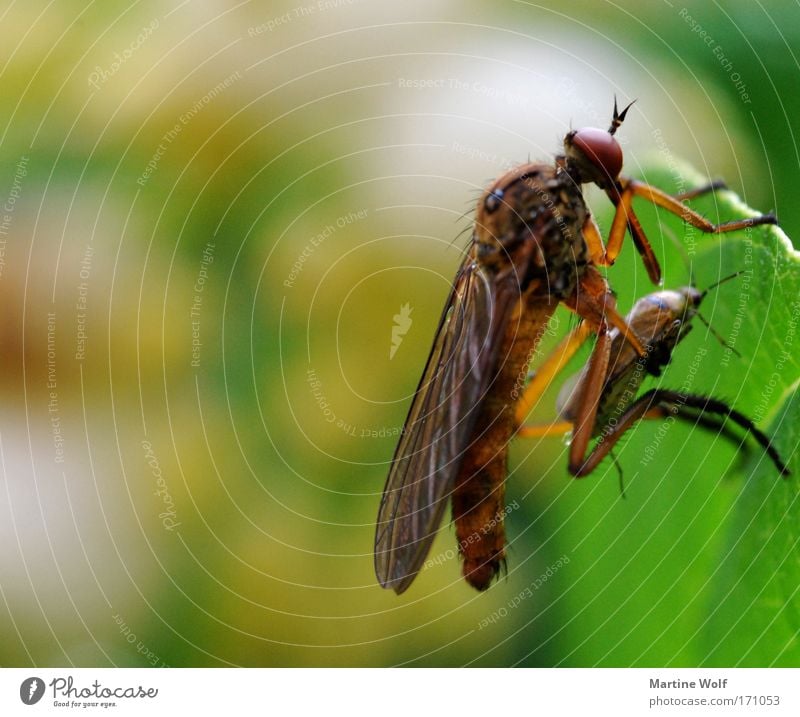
516, 276, 791, 479
374, 100, 779, 594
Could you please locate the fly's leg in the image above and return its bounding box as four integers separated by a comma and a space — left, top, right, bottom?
514, 321, 592, 426
600, 183, 662, 284
581, 210, 656, 283
566, 326, 612, 476
673, 180, 728, 201
581, 214, 608, 266
626, 178, 777, 233
514, 269, 646, 427
563, 266, 647, 357
522, 389, 790, 478
597, 177, 776, 285
651, 392, 790, 477
515, 321, 617, 477
516, 422, 573, 438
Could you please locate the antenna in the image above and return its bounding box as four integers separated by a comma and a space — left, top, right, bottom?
696, 270, 744, 356
700, 270, 743, 299
608, 96, 636, 136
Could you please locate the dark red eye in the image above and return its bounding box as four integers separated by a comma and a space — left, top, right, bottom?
571, 127, 623, 180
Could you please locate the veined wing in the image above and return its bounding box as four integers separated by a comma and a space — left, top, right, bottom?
374, 252, 521, 593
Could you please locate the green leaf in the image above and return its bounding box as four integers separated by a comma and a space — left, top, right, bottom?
511, 156, 800, 667
699, 384, 800, 665
617, 158, 800, 665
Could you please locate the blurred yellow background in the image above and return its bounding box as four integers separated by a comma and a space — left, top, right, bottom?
0, 1, 797, 667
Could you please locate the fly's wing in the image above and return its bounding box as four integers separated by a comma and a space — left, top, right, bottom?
374, 254, 520, 593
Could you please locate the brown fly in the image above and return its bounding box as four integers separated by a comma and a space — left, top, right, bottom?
517, 276, 791, 479
374, 100, 778, 593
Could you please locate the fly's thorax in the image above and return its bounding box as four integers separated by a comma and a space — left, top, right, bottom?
634, 288, 701, 320
624, 287, 700, 373
473, 162, 589, 298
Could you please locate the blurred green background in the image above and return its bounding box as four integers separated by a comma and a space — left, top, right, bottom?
0, 0, 797, 667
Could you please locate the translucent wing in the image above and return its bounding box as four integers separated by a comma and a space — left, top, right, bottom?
374, 253, 520, 593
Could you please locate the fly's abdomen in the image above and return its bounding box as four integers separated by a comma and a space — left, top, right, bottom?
452, 298, 556, 590
452, 448, 508, 590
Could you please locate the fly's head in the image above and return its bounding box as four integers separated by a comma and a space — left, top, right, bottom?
563, 98, 634, 189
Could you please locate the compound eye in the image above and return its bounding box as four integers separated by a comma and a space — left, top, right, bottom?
572, 127, 624, 180
483, 188, 504, 214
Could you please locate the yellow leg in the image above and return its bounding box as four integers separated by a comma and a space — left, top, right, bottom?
628, 179, 777, 233
568, 326, 612, 475
516, 421, 573, 439
581, 214, 606, 265
603, 182, 661, 284
514, 320, 592, 425
673, 180, 727, 201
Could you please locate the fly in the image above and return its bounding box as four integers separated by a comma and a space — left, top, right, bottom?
374, 100, 779, 594
517, 275, 791, 479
